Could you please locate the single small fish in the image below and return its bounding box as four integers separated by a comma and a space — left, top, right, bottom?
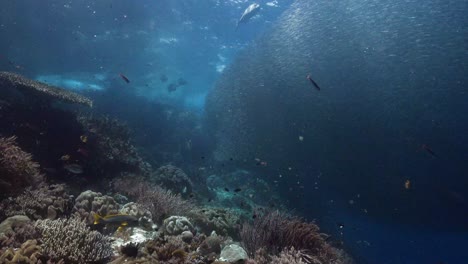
236, 3, 261, 30
307, 74, 321, 91
60, 154, 70, 161
80, 135, 88, 143
234, 188, 242, 193
119, 73, 130, 83
252, 214, 257, 219
177, 78, 187, 86
404, 179, 411, 190
63, 164, 83, 174
224, 187, 230, 192
421, 144, 437, 158
167, 83, 178, 92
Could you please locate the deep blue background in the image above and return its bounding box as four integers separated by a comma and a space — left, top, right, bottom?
1, 0, 467, 263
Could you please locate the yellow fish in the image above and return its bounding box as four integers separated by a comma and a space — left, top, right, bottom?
80, 135, 88, 143
93, 213, 138, 231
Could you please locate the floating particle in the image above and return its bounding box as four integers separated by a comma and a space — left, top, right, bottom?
299, 136, 304, 141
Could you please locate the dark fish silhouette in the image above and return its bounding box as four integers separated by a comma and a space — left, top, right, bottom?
421, 144, 437, 158
160, 74, 168, 82
307, 74, 321, 91
119, 73, 130, 83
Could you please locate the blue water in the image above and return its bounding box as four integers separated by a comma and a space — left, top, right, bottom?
1, 0, 467, 263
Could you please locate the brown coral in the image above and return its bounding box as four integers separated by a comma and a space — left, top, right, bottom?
77, 115, 151, 177
0, 239, 42, 264
151, 165, 193, 197
73, 190, 120, 224
113, 177, 193, 223
0, 136, 44, 197
240, 210, 346, 263
0, 71, 93, 107
191, 207, 244, 238
3, 184, 72, 220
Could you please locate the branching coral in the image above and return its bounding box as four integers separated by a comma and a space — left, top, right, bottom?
3, 184, 72, 220
240, 210, 345, 263
0, 136, 44, 197
36, 217, 113, 263
113, 177, 193, 223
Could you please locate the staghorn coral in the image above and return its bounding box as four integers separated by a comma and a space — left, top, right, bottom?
0, 71, 93, 107
162, 216, 195, 236
113, 177, 193, 223
36, 217, 113, 263
240, 210, 345, 264
0, 239, 43, 264
151, 165, 193, 197
0, 136, 44, 197
73, 190, 120, 224
3, 184, 72, 220
191, 207, 244, 238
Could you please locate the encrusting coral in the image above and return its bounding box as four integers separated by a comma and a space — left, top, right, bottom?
0, 239, 42, 264
3, 184, 72, 220
35, 217, 113, 263
162, 216, 195, 235
73, 190, 120, 224
191, 207, 244, 238
0, 136, 44, 197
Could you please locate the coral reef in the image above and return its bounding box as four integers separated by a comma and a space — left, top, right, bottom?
270, 247, 314, 264
151, 165, 193, 197
3, 184, 72, 220
218, 243, 248, 263
0, 220, 40, 249
36, 217, 113, 263
73, 190, 120, 224
77, 115, 151, 177
120, 202, 154, 230
0, 136, 44, 197
240, 210, 345, 263
113, 177, 194, 223
0, 71, 93, 107
191, 207, 244, 238
0, 239, 42, 264
162, 216, 195, 235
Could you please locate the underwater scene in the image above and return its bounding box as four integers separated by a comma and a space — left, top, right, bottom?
0, 0, 467, 263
